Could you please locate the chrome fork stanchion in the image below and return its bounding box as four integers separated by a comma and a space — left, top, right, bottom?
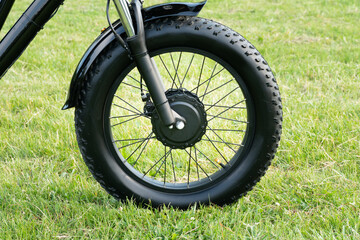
112, 0, 135, 37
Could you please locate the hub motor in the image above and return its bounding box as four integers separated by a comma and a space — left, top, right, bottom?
151, 89, 207, 149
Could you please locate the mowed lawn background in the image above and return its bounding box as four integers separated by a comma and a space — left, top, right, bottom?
0, 0, 359, 238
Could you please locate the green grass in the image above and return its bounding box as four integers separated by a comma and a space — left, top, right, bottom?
0, 0, 359, 238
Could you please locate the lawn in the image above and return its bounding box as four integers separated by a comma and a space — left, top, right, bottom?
0, 0, 359, 238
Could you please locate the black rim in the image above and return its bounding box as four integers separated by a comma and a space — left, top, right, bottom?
104, 48, 255, 192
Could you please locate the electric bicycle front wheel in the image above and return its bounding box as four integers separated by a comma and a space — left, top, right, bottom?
75, 16, 282, 208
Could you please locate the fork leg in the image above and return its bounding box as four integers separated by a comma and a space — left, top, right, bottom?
113, 0, 177, 127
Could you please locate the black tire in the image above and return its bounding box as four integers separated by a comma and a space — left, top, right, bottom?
75, 16, 282, 208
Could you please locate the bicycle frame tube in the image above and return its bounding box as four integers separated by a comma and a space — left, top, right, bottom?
0, 0, 15, 31
0, 0, 64, 78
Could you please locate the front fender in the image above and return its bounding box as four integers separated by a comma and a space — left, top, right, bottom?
62, 1, 206, 110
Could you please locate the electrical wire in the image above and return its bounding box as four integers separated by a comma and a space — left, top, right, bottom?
106, 0, 132, 56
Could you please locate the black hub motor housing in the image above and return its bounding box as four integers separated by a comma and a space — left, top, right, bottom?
151, 89, 207, 149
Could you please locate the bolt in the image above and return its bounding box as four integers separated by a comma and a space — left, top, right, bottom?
175, 121, 185, 130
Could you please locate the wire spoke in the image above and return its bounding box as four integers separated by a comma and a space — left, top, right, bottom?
205, 104, 246, 110
175, 52, 183, 86
190, 67, 225, 93
118, 140, 142, 150
194, 147, 220, 170
164, 146, 167, 185
207, 114, 248, 124
207, 125, 238, 153
170, 52, 182, 88
198, 78, 234, 99
208, 128, 246, 132
127, 75, 142, 86
180, 53, 195, 88
112, 104, 149, 119
207, 100, 246, 122
118, 133, 153, 150
184, 148, 212, 181
204, 133, 228, 163
146, 149, 172, 178
110, 114, 140, 119
132, 135, 152, 166
205, 87, 240, 112
112, 103, 139, 115
187, 147, 191, 187
201, 63, 217, 101
113, 136, 154, 143
127, 75, 149, 92
125, 132, 154, 161
121, 81, 148, 92
159, 55, 178, 89
171, 151, 176, 183
196, 56, 206, 96
114, 95, 142, 114
202, 138, 243, 147
111, 115, 141, 127
194, 147, 200, 181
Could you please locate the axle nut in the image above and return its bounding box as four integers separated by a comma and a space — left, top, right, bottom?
175, 121, 185, 130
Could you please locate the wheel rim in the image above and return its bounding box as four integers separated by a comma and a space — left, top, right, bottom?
104, 48, 255, 191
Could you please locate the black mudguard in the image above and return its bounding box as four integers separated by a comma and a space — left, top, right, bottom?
62, 1, 206, 110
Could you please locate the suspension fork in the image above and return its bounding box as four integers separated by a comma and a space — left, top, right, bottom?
113, 0, 184, 128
